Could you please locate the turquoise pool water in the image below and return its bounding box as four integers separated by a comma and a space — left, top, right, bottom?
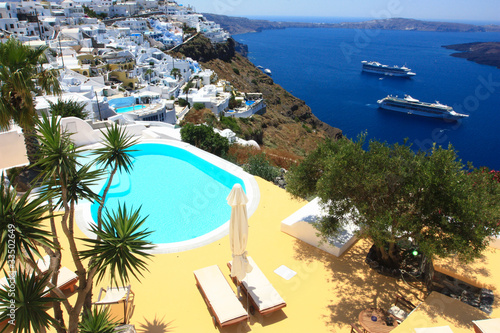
116, 105, 146, 113
90, 143, 245, 244
245, 100, 255, 106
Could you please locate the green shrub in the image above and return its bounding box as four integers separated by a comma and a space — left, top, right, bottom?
193, 103, 205, 110
49, 99, 88, 119
302, 123, 312, 133
251, 79, 258, 85
232, 67, 240, 75
243, 153, 280, 182
178, 98, 189, 107
220, 115, 241, 134
180, 123, 229, 157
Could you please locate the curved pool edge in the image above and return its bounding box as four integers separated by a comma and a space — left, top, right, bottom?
75, 138, 260, 254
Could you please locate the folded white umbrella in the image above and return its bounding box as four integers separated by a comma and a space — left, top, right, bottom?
227, 184, 253, 282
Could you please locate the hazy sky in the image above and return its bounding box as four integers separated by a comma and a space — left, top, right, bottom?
181, 0, 500, 23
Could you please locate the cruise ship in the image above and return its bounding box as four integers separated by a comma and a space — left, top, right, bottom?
377, 95, 469, 120
361, 61, 416, 77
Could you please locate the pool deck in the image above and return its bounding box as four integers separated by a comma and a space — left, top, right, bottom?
50, 177, 499, 332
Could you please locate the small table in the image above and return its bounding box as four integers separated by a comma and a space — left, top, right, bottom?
359, 308, 398, 333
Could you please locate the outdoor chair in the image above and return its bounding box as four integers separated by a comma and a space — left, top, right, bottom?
94, 285, 134, 324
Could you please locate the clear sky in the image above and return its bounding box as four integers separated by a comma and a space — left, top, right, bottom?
181, 0, 500, 24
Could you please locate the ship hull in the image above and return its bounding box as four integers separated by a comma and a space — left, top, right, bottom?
362, 67, 416, 77
378, 102, 465, 120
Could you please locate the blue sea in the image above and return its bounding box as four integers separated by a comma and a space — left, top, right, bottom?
233, 28, 500, 169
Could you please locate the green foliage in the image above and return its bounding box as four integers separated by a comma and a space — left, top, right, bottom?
80, 204, 153, 287
302, 123, 312, 133
243, 153, 280, 182
79, 307, 123, 333
178, 98, 189, 107
193, 102, 205, 110
251, 79, 258, 85
0, 270, 61, 332
228, 96, 242, 109
49, 99, 88, 120
232, 67, 240, 75
219, 115, 241, 134
82, 6, 107, 19
286, 134, 500, 266
180, 123, 229, 157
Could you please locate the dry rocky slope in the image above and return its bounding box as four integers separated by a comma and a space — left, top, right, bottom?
171, 35, 342, 158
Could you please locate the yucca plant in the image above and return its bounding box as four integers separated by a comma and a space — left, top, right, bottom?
78, 307, 124, 333
92, 123, 138, 228
80, 204, 154, 287
0, 269, 61, 333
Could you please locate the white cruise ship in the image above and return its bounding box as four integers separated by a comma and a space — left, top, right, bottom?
377, 95, 469, 120
362, 61, 416, 77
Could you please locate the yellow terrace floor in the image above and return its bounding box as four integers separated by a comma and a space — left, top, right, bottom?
53, 177, 498, 333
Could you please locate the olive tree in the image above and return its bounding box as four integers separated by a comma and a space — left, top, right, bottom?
286, 134, 500, 268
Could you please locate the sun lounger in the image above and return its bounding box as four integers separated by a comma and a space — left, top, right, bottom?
228, 257, 286, 315
0, 265, 78, 294
194, 265, 249, 327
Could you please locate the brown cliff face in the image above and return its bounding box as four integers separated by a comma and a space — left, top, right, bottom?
172, 35, 342, 159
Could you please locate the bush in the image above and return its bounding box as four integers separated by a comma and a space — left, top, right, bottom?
193, 103, 205, 110
49, 99, 88, 119
178, 98, 189, 107
243, 153, 280, 182
219, 115, 241, 134
180, 123, 229, 157
232, 67, 240, 75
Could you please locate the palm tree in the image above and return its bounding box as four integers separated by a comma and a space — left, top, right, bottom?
0, 37, 61, 165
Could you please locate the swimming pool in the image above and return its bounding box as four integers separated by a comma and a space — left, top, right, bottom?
245, 100, 255, 106
77, 140, 260, 254
116, 105, 147, 113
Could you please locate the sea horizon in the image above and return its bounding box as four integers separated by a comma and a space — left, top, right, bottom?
240, 15, 500, 26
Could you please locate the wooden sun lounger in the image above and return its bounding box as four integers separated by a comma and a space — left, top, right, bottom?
194, 265, 249, 327
228, 257, 287, 315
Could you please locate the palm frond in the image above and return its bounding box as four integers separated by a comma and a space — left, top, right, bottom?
0, 175, 54, 268
0, 269, 61, 333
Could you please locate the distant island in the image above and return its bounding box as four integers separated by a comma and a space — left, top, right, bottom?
443, 42, 500, 69
202, 14, 500, 35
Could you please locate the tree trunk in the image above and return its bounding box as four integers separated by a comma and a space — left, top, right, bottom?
21, 125, 39, 165
376, 243, 399, 269
48, 198, 67, 333
85, 166, 117, 311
